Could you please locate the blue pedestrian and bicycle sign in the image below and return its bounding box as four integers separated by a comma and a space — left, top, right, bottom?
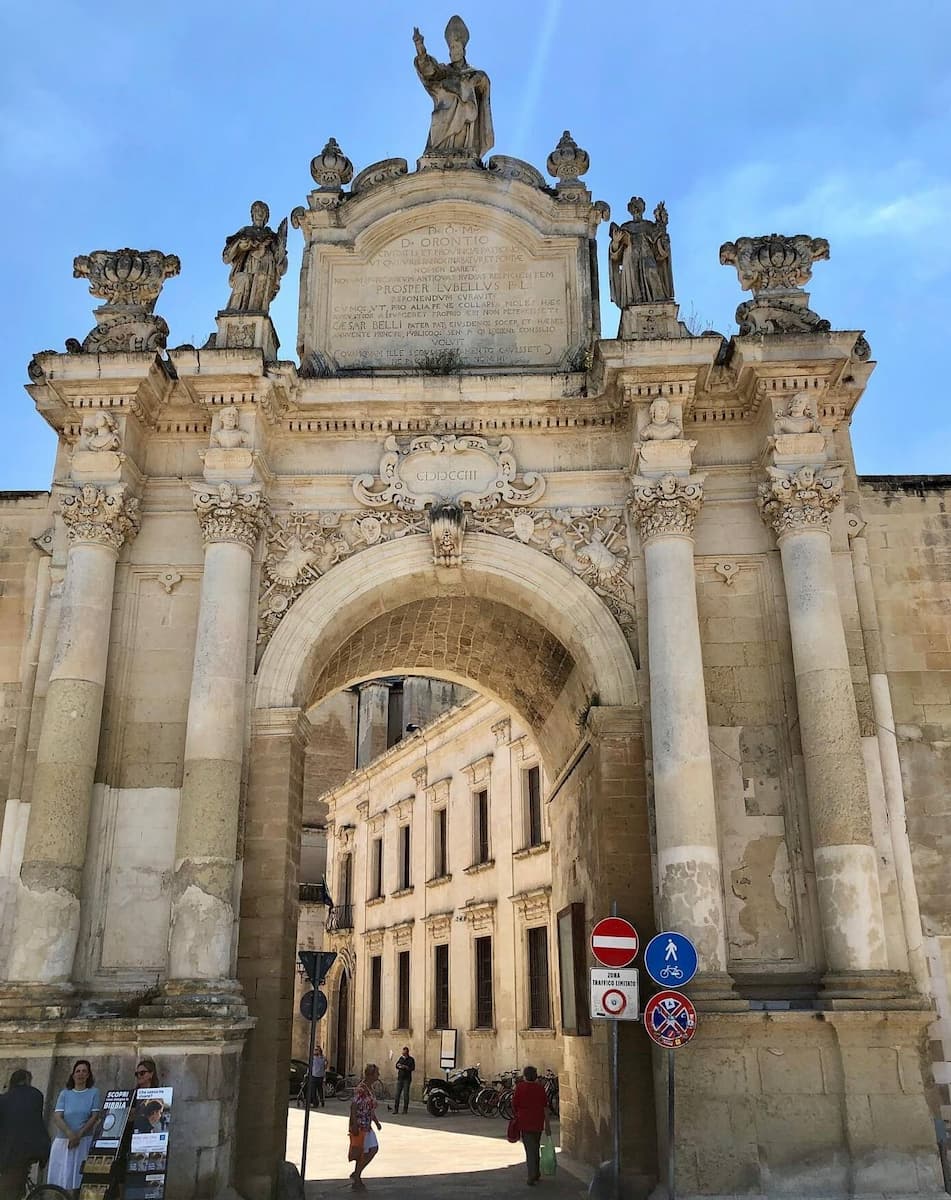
643, 931, 698, 988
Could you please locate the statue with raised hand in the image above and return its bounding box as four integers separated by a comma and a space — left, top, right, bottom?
609, 197, 675, 308
413, 16, 494, 158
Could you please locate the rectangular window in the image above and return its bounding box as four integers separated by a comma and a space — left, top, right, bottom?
526, 765, 543, 847
369, 955, 382, 1029
397, 950, 411, 1029
474, 789, 490, 864
434, 808, 448, 878
527, 926, 551, 1029
475, 936, 493, 1029
370, 836, 383, 899
434, 943, 450, 1028
399, 824, 411, 891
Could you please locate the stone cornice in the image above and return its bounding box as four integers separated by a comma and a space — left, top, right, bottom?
628, 473, 704, 543
60, 483, 140, 552
191, 481, 268, 549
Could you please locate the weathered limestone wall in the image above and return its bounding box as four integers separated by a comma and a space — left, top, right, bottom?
860, 476, 951, 1120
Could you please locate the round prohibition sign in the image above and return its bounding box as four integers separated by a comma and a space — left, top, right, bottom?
643, 989, 698, 1049
601, 988, 627, 1016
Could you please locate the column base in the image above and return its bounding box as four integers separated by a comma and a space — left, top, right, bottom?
0, 981, 79, 1019
140, 977, 248, 1019
819, 969, 931, 1010
687, 971, 750, 1012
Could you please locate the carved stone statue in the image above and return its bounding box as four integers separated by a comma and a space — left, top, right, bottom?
78, 411, 121, 452
222, 202, 288, 314
413, 16, 493, 159
210, 407, 249, 449
776, 394, 819, 435
640, 398, 682, 442
609, 198, 674, 308
430, 501, 466, 567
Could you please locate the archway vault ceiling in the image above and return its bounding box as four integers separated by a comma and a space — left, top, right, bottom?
310, 596, 575, 731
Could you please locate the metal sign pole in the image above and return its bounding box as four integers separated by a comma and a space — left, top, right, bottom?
300, 990, 319, 1180
610, 899, 621, 1200
667, 1047, 675, 1200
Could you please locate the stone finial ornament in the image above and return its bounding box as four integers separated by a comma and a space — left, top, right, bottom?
719, 233, 831, 336
413, 15, 494, 161
70, 249, 180, 353
547, 131, 589, 186
222, 202, 289, 315
608, 198, 675, 308
310, 138, 354, 190
429, 501, 466, 567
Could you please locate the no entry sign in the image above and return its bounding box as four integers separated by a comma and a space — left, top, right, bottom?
643, 989, 698, 1048
590, 916, 639, 968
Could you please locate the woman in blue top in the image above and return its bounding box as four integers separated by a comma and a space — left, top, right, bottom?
47, 1060, 101, 1194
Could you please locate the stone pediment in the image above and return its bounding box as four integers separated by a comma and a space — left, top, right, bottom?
295, 172, 604, 375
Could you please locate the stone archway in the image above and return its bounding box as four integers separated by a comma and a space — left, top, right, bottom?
237, 535, 653, 1200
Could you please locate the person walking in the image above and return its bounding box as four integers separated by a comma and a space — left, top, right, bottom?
311, 1045, 327, 1108
348, 1064, 382, 1191
393, 1047, 415, 1114
48, 1060, 101, 1194
0, 1069, 50, 1200
511, 1065, 550, 1187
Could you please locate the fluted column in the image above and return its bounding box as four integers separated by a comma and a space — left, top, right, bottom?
758, 465, 890, 988
160, 481, 267, 1013
629, 474, 737, 1000
5, 485, 139, 996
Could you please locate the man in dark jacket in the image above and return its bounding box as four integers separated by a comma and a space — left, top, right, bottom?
393, 1047, 415, 1114
0, 1068, 51, 1200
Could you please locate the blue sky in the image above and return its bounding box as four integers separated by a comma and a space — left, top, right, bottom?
2, 0, 949, 489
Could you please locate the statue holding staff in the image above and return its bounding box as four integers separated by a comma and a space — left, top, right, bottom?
609, 197, 675, 308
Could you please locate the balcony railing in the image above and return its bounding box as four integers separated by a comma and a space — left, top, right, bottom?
325, 903, 354, 932
299, 882, 331, 906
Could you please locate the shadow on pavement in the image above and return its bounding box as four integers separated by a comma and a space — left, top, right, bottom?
303, 1158, 585, 1199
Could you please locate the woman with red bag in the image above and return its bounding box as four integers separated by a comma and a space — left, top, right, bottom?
511, 1065, 550, 1186
348, 1064, 382, 1191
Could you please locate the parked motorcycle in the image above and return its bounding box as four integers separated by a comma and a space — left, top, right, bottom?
423, 1066, 483, 1116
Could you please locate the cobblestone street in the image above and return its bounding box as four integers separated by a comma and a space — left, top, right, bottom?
286, 1104, 587, 1199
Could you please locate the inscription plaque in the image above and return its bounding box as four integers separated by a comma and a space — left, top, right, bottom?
326, 220, 571, 369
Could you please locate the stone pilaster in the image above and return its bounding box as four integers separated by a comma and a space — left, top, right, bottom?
1, 485, 139, 1011
155, 481, 268, 1015
628, 472, 740, 1004
758, 464, 896, 997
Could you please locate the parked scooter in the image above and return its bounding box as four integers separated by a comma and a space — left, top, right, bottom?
423, 1066, 483, 1116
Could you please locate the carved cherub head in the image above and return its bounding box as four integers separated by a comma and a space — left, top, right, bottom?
788, 394, 812, 418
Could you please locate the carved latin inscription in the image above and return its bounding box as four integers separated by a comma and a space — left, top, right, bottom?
326, 221, 570, 369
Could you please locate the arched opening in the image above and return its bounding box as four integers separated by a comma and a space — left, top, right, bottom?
236, 535, 653, 1199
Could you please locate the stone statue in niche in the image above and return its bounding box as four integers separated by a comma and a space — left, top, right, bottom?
413, 15, 494, 158
640, 398, 682, 442
429, 501, 466, 567
609, 198, 674, 308
776, 393, 819, 435
210, 407, 249, 449
222, 202, 288, 314
78, 411, 121, 452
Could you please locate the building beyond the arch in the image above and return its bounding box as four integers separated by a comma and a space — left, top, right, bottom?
0, 16, 950, 1200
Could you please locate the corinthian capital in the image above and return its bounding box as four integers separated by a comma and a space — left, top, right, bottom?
628, 473, 704, 543
191, 481, 267, 549
60, 484, 140, 551
757, 464, 844, 539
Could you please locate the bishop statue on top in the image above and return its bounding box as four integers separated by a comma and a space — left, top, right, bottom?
413, 15, 494, 159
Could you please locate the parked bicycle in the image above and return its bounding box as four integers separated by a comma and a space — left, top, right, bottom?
22, 1163, 71, 1200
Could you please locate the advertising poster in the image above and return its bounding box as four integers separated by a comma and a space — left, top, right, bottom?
124, 1086, 173, 1200
79, 1090, 134, 1200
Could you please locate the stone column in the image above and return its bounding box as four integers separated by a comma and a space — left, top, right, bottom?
628, 473, 738, 1001
4, 484, 139, 1001
758, 465, 892, 991
160, 481, 267, 1013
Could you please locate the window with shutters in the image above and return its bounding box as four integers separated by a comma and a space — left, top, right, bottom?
527, 926, 551, 1029
434, 943, 450, 1028
474, 935, 493, 1029
398, 823, 411, 891
474, 789, 490, 864
397, 950, 411, 1030
369, 955, 382, 1029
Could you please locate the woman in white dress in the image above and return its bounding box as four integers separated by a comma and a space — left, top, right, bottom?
47, 1060, 101, 1194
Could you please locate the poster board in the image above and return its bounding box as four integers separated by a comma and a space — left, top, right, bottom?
439, 1028, 457, 1071
79, 1090, 134, 1200
124, 1086, 174, 1200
